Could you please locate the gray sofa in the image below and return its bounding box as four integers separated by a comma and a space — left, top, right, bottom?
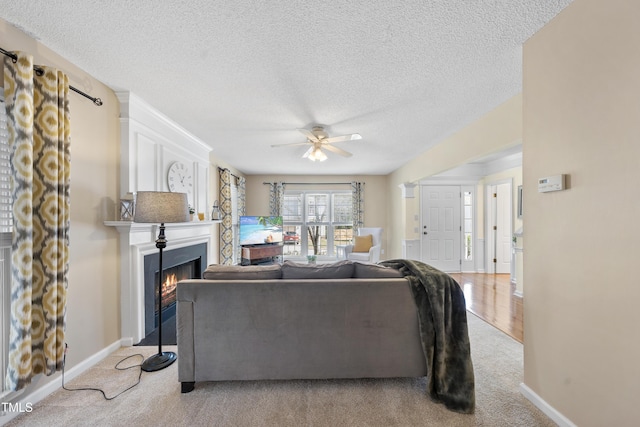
176, 260, 427, 393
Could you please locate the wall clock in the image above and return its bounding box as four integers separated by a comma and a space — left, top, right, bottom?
167, 161, 193, 193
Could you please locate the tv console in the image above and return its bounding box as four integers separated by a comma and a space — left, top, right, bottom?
241, 244, 283, 266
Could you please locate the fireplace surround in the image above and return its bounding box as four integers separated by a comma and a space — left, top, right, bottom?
105, 220, 215, 345
143, 242, 206, 336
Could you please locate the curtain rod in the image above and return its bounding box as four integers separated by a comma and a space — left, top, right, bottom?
218, 167, 241, 180
263, 182, 357, 186
1, 47, 103, 107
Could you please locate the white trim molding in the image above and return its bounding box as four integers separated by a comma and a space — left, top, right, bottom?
105, 221, 217, 345
115, 91, 212, 217
398, 182, 417, 198
520, 383, 577, 427
0, 340, 122, 424
475, 238, 485, 273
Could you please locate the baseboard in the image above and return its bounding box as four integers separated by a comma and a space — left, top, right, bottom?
519, 383, 576, 427
0, 339, 123, 425
59, 339, 124, 388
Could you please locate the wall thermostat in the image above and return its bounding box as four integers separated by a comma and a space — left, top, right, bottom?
538, 174, 566, 193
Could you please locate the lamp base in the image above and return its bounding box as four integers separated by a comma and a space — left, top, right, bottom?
141, 351, 177, 372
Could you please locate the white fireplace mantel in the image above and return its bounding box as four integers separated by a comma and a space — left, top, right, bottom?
111, 93, 218, 346
105, 220, 219, 345
105, 220, 219, 236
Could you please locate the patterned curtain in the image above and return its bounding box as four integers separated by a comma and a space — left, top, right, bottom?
268, 182, 285, 216
351, 182, 364, 233
236, 176, 246, 262
4, 53, 70, 391
218, 168, 233, 265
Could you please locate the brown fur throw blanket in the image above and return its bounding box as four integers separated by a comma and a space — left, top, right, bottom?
381, 259, 475, 413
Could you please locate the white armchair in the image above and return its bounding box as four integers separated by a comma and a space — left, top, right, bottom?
344, 227, 383, 263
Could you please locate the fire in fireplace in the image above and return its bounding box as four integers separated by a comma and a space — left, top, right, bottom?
159, 272, 179, 312
143, 243, 206, 337
153, 261, 196, 326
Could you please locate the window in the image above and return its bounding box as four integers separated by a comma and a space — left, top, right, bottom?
282, 193, 302, 222
0, 93, 13, 398
282, 190, 353, 259
0, 95, 9, 233
463, 191, 473, 261
332, 193, 352, 223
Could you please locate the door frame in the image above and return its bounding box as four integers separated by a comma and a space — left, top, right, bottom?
419, 178, 478, 272
484, 178, 513, 274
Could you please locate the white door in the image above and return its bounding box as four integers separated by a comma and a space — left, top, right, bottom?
487, 183, 512, 274
421, 186, 461, 272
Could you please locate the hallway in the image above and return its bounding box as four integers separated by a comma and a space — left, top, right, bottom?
449, 273, 523, 343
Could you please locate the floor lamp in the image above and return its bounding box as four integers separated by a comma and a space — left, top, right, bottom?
134, 191, 190, 372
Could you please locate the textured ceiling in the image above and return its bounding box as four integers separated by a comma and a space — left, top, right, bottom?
0, 0, 572, 175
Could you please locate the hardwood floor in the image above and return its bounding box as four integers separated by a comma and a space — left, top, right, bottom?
448, 273, 523, 343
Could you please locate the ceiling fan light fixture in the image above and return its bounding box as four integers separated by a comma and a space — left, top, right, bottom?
275, 126, 359, 162
309, 147, 327, 162
316, 150, 327, 162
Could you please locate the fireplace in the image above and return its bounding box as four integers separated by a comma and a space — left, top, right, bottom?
143, 242, 206, 337
105, 220, 215, 345
152, 260, 194, 330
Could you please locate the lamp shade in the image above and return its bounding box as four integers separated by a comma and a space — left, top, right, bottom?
134, 191, 190, 224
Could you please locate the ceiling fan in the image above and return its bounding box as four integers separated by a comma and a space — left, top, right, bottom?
271, 126, 362, 162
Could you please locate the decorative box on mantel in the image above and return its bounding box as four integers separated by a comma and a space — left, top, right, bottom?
105, 220, 220, 345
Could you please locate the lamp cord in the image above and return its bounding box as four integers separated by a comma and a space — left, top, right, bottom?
62, 343, 146, 400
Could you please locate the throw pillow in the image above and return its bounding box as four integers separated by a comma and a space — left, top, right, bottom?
281, 260, 354, 279
352, 262, 404, 278
203, 264, 282, 280
353, 234, 373, 253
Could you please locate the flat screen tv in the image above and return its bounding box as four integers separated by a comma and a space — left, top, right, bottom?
239, 216, 283, 246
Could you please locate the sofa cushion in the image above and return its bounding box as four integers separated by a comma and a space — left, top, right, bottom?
353, 262, 404, 278
203, 264, 282, 280
353, 234, 373, 252
281, 260, 354, 279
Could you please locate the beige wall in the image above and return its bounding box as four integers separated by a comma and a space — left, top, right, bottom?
6, 2, 638, 423
523, 0, 640, 425
245, 175, 390, 258
1, 19, 121, 398
387, 95, 523, 258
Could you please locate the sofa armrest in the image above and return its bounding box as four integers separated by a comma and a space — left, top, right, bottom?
369, 245, 381, 263
176, 300, 195, 383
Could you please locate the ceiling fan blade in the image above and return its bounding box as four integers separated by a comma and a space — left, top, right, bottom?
302, 146, 314, 158
323, 144, 352, 157
271, 142, 310, 148
323, 133, 362, 144
297, 128, 320, 142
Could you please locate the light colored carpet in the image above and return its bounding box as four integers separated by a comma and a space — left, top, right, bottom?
5, 314, 554, 426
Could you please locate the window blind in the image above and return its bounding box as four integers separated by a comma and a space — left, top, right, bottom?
0, 94, 13, 398
0, 96, 11, 233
